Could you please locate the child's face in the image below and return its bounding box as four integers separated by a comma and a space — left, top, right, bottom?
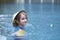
19, 12, 27, 26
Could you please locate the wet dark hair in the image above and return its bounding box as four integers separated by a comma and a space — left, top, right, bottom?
13, 10, 27, 27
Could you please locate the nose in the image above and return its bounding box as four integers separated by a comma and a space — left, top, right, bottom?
25, 19, 27, 22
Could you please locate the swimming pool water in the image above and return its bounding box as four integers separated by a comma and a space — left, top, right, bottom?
0, 3, 60, 40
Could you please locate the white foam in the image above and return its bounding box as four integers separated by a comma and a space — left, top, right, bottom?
0, 35, 7, 40
50, 24, 54, 27
0, 15, 8, 17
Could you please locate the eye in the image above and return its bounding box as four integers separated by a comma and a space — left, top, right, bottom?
20, 17, 27, 20
21, 18, 24, 20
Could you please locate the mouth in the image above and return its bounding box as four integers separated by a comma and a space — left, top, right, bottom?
24, 22, 27, 25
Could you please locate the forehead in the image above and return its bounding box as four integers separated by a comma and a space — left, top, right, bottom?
19, 12, 26, 18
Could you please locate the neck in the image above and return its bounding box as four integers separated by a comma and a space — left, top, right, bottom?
18, 25, 24, 29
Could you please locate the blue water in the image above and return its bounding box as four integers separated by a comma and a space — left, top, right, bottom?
0, 3, 60, 40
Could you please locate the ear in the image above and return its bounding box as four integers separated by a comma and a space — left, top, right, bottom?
14, 19, 19, 23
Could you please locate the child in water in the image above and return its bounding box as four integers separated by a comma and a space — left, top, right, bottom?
12, 10, 27, 40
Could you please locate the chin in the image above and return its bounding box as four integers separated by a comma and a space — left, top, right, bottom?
23, 23, 26, 26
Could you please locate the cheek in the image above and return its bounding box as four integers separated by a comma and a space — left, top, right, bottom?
20, 20, 25, 23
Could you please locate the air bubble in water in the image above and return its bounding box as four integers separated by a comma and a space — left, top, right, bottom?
50, 24, 54, 27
